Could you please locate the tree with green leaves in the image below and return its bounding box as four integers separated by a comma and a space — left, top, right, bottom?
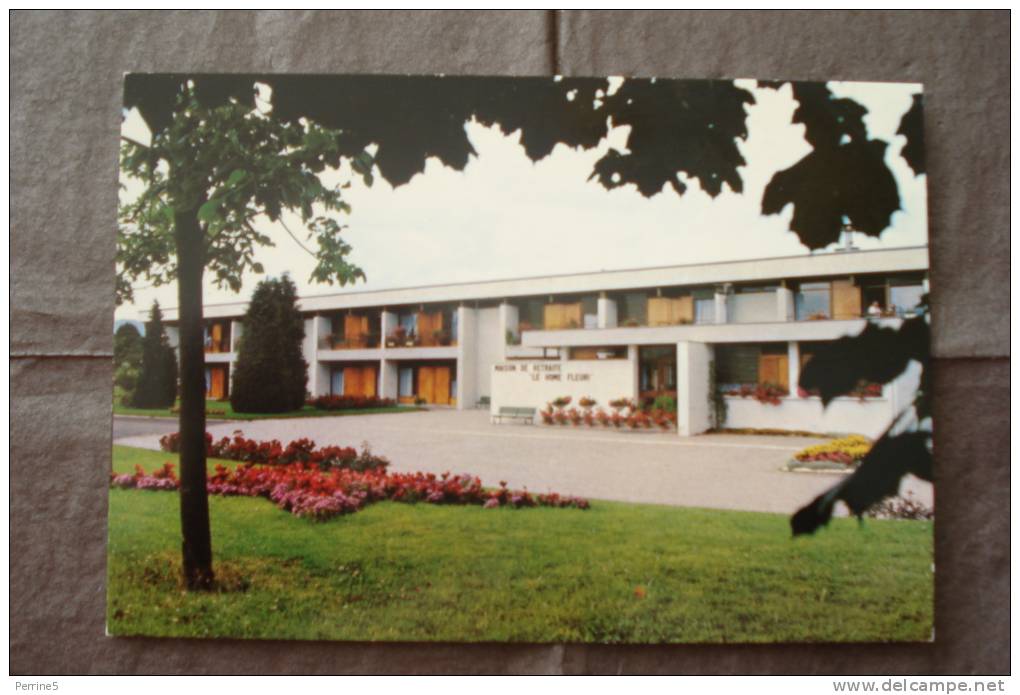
113, 322, 144, 397
118, 78, 371, 589
230, 275, 308, 413
131, 301, 178, 409
119, 74, 927, 588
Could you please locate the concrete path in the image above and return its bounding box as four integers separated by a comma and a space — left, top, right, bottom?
113, 415, 227, 440
114, 409, 933, 514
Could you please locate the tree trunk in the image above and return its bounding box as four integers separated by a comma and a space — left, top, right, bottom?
174, 208, 214, 590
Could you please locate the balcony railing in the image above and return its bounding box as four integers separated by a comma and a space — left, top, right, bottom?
384, 330, 457, 348
319, 333, 380, 350
204, 339, 231, 354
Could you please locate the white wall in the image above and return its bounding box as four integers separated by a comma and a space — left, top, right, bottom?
474, 306, 502, 400
723, 396, 894, 438
597, 296, 618, 328
379, 358, 398, 399
490, 359, 635, 414
728, 292, 777, 323
499, 302, 519, 346
777, 286, 795, 321
456, 306, 478, 409
306, 316, 330, 396
676, 341, 713, 436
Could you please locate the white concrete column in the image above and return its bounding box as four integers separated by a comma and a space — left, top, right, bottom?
456, 305, 478, 410
714, 290, 728, 325
597, 295, 618, 328
627, 344, 640, 401
498, 302, 520, 353
229, 320, 243, 352
380, 310, 396, 350
305, 316, 331, 396
676, 341, 713, 437
777, 287, 795, 322
379, 358, 398, 400
787, 341, 801, 398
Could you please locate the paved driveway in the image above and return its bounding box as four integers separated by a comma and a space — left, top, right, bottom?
114, 409, 933, 514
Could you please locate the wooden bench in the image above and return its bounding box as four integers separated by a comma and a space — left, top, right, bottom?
491, 406, 536, 425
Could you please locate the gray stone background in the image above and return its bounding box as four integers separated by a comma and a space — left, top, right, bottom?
10, 10, 1009, 674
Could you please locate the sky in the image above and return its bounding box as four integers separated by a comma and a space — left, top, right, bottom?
116, 78, 927, 321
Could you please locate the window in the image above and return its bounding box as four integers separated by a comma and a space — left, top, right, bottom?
398, 367, 414, 397
889, 284, 925, 317
330, 368, 344, 396
619, 292, 648, 326
695, 298, 715, 324
795, 282, 831, 320
715, 345, 759, 387
518, 299, 545, 330
582, 295, 598, 328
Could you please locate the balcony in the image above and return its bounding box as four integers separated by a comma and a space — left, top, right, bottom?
319, 332, 380, 350
204, 320, 232, 354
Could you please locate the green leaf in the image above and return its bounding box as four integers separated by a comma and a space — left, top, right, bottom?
226, 169, 248, 187
197, 198, 222, 223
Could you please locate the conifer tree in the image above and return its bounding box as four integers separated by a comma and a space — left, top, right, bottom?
132, 301, 178, 408
230, 275, 307, 413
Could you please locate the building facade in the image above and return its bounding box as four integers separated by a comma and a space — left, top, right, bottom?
162, 246, 928, 438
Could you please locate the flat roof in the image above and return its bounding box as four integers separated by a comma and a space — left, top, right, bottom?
158, 245, 929, 321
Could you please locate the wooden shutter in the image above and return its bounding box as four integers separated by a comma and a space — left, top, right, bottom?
419, 367, 435, 403
565, 303, 582, 328
361, 366, 377, 397
544, 304, 561, 330
209, 367, 226, 399
647, 297, 671, 326
434, 367, 451, 405
344, 315, 362, 346
544, 303, 581, 330
832, 280, 862, 320
758, 354, 789, 390
343, 366, 361, 396
673, 296, 694, 323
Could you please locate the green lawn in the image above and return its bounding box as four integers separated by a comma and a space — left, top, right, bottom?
107, 446, 934, 643
113, 397, 421, 421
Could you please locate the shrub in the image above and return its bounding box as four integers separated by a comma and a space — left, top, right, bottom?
551, 396, 572, 409
231, 275, 307, 413
308, 394, 397, 411
578, 396, 597, 409
652, 395, 677, 413
595, 409, 610, 427
865, 492, 934, 521
131, 301, 178, 409
539, 407, 555, 425
567, 407, 582, 425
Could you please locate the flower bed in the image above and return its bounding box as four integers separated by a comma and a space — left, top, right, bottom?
110, 457, 589, 521
307, 394, 398, 411
158, 431, 389, 472
722, 383, 789, 405
788, 434, 872, 470
538, 396, 676, 432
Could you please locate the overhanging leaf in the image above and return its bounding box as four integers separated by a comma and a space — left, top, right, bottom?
791, 430, 932, 536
